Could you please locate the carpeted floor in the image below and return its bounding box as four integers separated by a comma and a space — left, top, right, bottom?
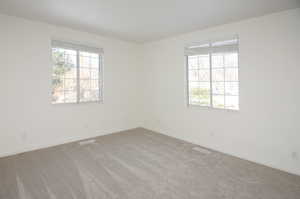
0, 128, 300, 199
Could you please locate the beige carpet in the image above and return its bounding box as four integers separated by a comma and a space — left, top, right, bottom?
0, 128, 300, 199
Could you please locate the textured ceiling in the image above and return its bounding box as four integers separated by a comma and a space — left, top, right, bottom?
0, 0, 299, 42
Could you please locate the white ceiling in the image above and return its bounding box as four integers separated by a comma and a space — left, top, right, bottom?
0, 0, 299, 43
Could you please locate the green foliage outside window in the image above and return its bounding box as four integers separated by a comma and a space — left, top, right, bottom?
190, 87, 210, 106
52, 50, 75, 102
52, 50, 74, 90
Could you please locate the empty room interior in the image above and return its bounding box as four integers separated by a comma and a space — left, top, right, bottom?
1, 0, 300, 198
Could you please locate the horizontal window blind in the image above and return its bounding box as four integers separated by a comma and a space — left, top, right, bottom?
185, 37, 238, 55
51, 40, 104, 54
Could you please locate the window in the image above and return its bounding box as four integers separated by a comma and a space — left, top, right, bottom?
185, 36, 239, 110
51, 41, 103, 104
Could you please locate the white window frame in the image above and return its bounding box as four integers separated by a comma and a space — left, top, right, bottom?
51, 40, 104, 104
185, 36, 239, 110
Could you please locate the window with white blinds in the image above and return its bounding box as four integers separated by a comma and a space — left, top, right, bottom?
51, 41, 103, 104
185, 36, 239, 110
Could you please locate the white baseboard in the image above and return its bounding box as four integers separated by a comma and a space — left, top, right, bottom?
0, 126, 140, 158
141, 125, 300, 177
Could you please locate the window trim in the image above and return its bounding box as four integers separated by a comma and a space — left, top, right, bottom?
185, 36, 239, 111
51, 40, 104, 104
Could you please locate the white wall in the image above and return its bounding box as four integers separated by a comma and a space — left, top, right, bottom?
0, 14, 143, 157
141, 8, 300, 175
1, 8, 300, 176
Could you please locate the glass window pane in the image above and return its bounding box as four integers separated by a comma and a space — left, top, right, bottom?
189, 70, 199, 81
188, 55, 209, 69
91, 57, 99, 68
225, 96, 239, 110
64, 78, 77, 91
80, 68, 91, 79
80, 80, 90, 90
88, 52, 99, 59
212, 54, 224, 68
64, 91, 77, 103
80, 52, 99, 68
52, 48, 77, 66
189, 82, 210, 106
225, 82, 239, 96
212, 69, 224, 81
213, 95, 225, 109
189, 82, 200, 94
187, 39, 239, 110
52, 91, 77, 104
79, 53, 90, 68
189, 83, 198, 104
225, 68, 238, 81
79, 51, 100, 102
52, 48, 77, 104
52, 44, 102, 104
64, 68, 77, 78
188, 56, 198, 69
212, 82, 224, 95
225, 53, 238, 67
90, 89, 100, 101
52, 75, 64, 91
198, 69, 210, 81
91, 80, 99, 90
198, 55, 209, 68
80, 89, 100, 102
52, 91, 64, 104
80, 90, 91, 102
91, 69, 99, 79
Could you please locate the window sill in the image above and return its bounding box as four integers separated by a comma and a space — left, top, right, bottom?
52, 100, 103, 105
187, 104, 239, 113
